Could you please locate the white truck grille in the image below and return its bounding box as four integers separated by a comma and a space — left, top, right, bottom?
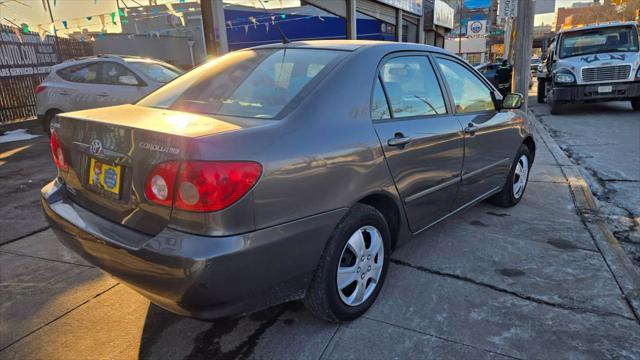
582, 65, 631, 83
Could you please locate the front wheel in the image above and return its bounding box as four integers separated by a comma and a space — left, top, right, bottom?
303, 204, 390, 322
631, 98, 640, 111
550, 99, 563, 115
489, 144, 532, 208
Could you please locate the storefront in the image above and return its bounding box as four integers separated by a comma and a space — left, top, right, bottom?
423, 0, 455, 48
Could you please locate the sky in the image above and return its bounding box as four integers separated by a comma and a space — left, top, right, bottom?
0, 0, 301, 35
0, 0, 591, 35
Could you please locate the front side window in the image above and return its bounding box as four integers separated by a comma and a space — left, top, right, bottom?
126, 60, 182, 83
138, 49, 344, 119
101, 62, 139, 86
58, 63, 99, 83
379, 56, 446, 118
436, 58, 495, 114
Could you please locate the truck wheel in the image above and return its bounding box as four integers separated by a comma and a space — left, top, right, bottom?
631, 98, 640, 111
550, 100, 563, 115
537, 80, 545, 104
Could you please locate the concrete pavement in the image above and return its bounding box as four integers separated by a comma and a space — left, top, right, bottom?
1, 119, 639, 359
529, 100, 640, 270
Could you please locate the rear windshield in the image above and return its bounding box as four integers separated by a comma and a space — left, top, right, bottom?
559, 26, 639, 58
137, 48, 344, 119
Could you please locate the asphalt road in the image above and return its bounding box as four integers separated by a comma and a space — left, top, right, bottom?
530, 100, 640, 268
1, 118, 639, 359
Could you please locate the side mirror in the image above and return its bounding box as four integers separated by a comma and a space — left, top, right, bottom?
119, 75, 138, 86
502, 93, 524, 110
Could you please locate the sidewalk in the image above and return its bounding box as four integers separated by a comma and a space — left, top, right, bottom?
1, 118, 639, 359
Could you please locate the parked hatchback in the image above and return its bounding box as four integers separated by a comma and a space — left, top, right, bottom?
42, 41, 535, 322
36, 55, 183, 134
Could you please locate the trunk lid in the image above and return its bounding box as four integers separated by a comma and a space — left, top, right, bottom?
54, 104, 246, 236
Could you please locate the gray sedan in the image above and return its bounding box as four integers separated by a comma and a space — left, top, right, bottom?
42, 40, 535, 322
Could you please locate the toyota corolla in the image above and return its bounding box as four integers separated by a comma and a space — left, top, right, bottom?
42, 40, 535, 322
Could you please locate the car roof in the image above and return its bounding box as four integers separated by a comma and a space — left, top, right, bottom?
249, 39, 453, 55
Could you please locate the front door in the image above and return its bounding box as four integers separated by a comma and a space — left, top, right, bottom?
372, 54, 464, 233
434, 56, 522, 208
98, 62, 149, 107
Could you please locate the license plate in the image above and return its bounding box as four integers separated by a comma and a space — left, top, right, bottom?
88, 158, 122, 195
598, 85, 613, 93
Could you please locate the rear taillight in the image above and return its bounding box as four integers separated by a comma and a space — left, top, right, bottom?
50, 130, 68, 172
144, 161, 180, 207
144, 161, 262, 212
35, 84, 46, 94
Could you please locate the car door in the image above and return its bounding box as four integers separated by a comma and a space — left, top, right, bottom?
434, 56, 521, 208
56, 62, 103, 111
98, 61, 149, 107
372, 54, 465, 233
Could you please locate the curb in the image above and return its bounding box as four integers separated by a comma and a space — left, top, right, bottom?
528, 108, 640, 321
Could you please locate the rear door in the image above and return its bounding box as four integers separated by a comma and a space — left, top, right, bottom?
372, 53, 464, 233
56, 62, 103, 110
434, 56, 520, 208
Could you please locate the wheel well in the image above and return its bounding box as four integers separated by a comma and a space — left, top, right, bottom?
523, 136, 536, 162
358, 194, 401, 251
45, 108, 62, 119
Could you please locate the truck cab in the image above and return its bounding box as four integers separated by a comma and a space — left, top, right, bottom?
537, 21, 640, 114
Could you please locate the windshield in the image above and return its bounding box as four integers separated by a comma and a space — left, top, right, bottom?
559, 26, 639, 58
137, 48, 343, 119
126, 60, 183, 83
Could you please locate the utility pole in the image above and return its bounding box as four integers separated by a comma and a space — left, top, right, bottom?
346, 0, 357, 40
511, 0, 534, 110
45, 0, 61, 61
201, 0, 228, 57
458, 0, 464, 55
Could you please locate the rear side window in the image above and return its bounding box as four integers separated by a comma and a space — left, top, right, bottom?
379, 56, 446, 118
57, 63, 100, 83
371, 78, 391, 120
138, 49, 344, 119
436, 58, 495, 114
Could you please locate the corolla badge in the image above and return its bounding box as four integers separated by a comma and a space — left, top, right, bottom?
89, 139, 103, 155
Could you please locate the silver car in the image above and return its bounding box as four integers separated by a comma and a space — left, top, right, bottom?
36, 55, 183, 134
42, 41, 535, 322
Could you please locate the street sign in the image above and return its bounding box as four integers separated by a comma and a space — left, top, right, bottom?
434, 0, 455, 29
467, 20, 487, 36
498, 0, 518, 18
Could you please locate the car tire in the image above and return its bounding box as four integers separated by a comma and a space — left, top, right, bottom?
43, 110, 61, 136
537, 80, 545, 104
631, 98, 640, 111
489, 144, 532, 208
303, 204, 390, 322
550, 100, 563, 115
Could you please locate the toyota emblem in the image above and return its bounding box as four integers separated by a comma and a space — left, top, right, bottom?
89, 139, 103, 155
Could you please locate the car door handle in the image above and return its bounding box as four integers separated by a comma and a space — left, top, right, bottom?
97, 92, 109, 97
387, 135, 412, 147
58, 91, 70, 96
464, 124, 479, 135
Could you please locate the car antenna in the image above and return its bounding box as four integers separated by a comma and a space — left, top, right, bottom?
256, 0, 290, 44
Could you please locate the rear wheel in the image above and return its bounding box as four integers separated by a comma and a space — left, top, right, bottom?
489, 144, 532, 208
303, 204, 389, 322
631, 98, 640, 111
537, 79, 546, 104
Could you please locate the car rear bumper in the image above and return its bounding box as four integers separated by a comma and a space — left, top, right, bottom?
553, 81, 640, 102
41, 179, 346, 319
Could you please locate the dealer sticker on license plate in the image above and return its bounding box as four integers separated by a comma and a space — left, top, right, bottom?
598, 85, 613, 93
88, 158, 122, 195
